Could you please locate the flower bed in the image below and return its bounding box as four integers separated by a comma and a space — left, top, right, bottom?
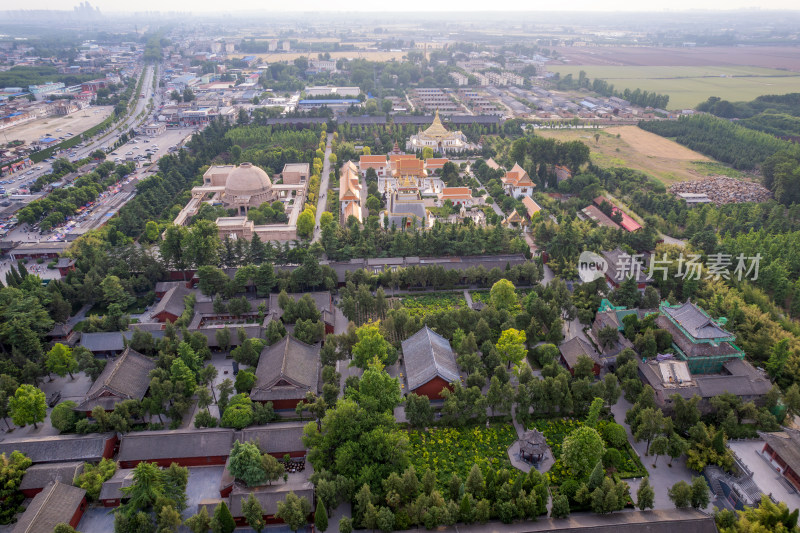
470, 289, 531, 312
407, 424, 517, 487
400, 292, 467, 319
530, 417, 646, 486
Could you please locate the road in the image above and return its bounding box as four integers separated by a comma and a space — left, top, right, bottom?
1, 65, 156, 197
313, 132, 334, 242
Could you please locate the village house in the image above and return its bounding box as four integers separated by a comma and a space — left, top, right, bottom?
759, 429, 800, 493
437, 187, 475, 207
12, 482, 87, 533
601, 248, 652, 290
117, 428, 235, 468
501, 163, 536, 198
249, 336, 321, 410
19, 462, 84, 498
339, 160, 364, 224
0, 434, 117, 465
558, 337, 602, 376
358, 155, 389, 178
76, 347, 156, 414
401, 326, 461, 400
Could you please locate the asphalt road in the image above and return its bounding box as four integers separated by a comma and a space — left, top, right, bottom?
313, 132, 334, 242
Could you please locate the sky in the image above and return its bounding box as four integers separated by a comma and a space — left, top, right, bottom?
16, 0, 800, 12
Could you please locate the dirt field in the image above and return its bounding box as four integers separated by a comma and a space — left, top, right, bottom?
552, 45, 800, 71
537, 126, 722, 185
235, 50, 406, 63
2, 106, 114, 145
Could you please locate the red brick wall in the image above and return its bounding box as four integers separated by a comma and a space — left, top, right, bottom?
411, 376, 453, 401
103, 435, 119, 459
119, 455, 228, 469
69, 497, 88, 527
270, 398, 303, 410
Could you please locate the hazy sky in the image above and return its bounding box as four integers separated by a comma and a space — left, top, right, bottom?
17, 0, 800, 12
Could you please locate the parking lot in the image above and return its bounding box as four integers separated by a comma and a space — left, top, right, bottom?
0, 106, 114, 146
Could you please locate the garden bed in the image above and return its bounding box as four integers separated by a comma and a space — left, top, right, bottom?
407, 424, 517, 487
530, 417, 646, 486
398, 292, 468, 319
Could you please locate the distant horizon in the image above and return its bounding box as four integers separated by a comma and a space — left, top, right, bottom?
7, 1, 800, 14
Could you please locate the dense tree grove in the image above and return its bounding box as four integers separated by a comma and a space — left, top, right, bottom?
638, 114, 788, 170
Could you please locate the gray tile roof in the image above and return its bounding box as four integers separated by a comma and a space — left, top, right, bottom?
12, 481, 86, 533
117, 428, 234, 463
250, 336, 320, 402
0, 434, 114, 464
696, 359, 771, 398
759, 429, 800, 475
80, 331, 127, 352
19, 462, 84, 492
228, 479, 315, 517
151, 284, 191, 319
661, 301, 732, 340
267, 292, 331, 320
602, 248, 650, 283
98, 468, 135, 501
77, 347, 155, 411
236, 422, 307, 455
401, 326, 460, 392
559, 337, 600, 369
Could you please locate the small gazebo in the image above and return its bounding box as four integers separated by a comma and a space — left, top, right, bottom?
519, 429, 548, 464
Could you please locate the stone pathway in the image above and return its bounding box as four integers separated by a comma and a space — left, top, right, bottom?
463, 289, 473, 308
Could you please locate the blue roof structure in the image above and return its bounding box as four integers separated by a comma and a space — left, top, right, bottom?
299, 99, 359, 104
38, 137, 58, 144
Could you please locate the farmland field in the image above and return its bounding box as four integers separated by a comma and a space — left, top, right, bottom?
407, 425, 518, 487
398, 292, 467, 319
537, 126, 726, 185
547, 65, 800, 110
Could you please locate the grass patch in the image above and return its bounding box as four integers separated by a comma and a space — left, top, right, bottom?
690, 161, 747, 179
407, 424, 517, 487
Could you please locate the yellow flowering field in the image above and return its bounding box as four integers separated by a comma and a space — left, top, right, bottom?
407, 425, 517, 486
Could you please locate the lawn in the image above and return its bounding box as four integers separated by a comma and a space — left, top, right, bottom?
530, 418, 646, 486
407, 424, 518, 487
399, 292, 467, 319
548, 65, 800, 110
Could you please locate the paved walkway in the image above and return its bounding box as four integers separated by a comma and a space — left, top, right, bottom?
507, 405, 555, 476
610, 397, 699, 510
463, 289, 474, 308
313, 132, 333, 242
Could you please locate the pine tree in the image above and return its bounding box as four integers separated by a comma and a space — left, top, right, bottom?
315, 497, 329, 532
636, 477, 655, 510
211, 501, 236, 533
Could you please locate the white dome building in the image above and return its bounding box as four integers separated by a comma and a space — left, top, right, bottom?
221, 163, 274, 215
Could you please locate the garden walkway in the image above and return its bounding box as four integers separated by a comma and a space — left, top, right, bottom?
507, 404, 555, 475
463, 289, 474, 308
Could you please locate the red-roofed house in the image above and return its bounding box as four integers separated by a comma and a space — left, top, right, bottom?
425, 158, 449, 172
521, 196, 542, 220
438, 187, 474, 207
502, 162, 535, 197
358, 155, 389, 177
593, 196, 641, 232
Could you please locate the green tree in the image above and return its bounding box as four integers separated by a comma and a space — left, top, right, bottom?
211, 501, 236, 533
158, 504, 182, 532
261, 453, 286, 485
46, 343, 78, 379
465, 464, 484, 498
353, 359, 402, 413
242, 493, 267, 532
74, 458, 117, 500
121, 461, 164, 513
634, 407, 669, 455
276, 492, 312, 532
51, 400, 80, 433
351, 323, 393, 368
550, 493, 570, 518
235, 370, 256, 394
315, 497, 329, 532
561, 426, 606, 479
297, 210, 315, 240
229, 441, 266, 487
650, 435, 669, 466
690, 476, 710, 509
185, 507, 212, 533
636, 477, 655, 510
53, 524, 78, 533
495, 328, 527, 370
668, 480, 692, 508
0, 450, 32, 523
339, 516, 353, 533
490, 278, 517, 310
404, 393, 433, 428
9, 384, 46, 429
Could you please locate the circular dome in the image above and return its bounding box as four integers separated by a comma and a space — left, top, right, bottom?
224, 163, 272, 196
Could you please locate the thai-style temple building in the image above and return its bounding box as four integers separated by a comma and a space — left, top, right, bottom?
339, 161, 363, 224
406, 110, 478, 154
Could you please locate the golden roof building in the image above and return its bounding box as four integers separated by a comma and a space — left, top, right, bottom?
406, 110, 477, 154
